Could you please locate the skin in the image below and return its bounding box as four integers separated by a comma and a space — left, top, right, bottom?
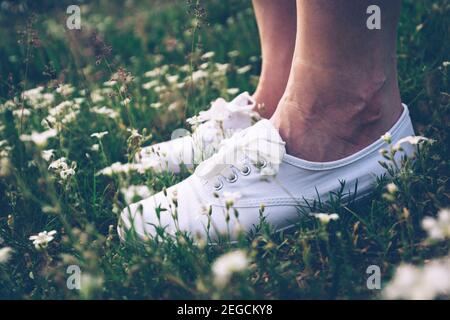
251, 0, 297, 118
270, 0, 403, 162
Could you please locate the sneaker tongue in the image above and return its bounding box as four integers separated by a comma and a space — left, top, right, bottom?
195, 119, 286, 180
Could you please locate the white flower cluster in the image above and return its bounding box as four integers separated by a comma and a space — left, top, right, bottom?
48, 157, 76, 181
91, 106, 119, 119
97, 161, 153, 176
22, 86, 55, 109
384, 209, 450, 300
20, 129, 57, 147
212, 250, 249, 287
422, 209, 450, 241
42, 100, 80, 130
56, 84, 75, 96
29, 230, 57, 250
383, 257, 450, 300
381, 132, 433, 149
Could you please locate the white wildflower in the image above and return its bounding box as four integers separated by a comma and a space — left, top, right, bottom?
127, 128, 143, 140
236, 65, 251, 74
48, 157, 68, 170
180, 64, 191, 73
381, 132, 392, 143
48, 157, 76, 181
90, 131, 109, 139
41, 149, 54, 162
103, 80, 117, 87
12, 108, 31, 117
166, 74, 179, 84
422, 209, 450, 241
1, 99, 17, 111
201, 51, 215, 59
44, 100, 80, 127
22, 86, 44, 100
97, 162, 139, 176
212, 250, 249, 287
80, 274, 104, 299
142, 80, 159, 90
215, 63, 229, 75
0, 247, 13, 264
153, 85, 166, 93
59, 168, 75, 180
91, 106, 119, 119
90, 144, 100, 152
384, 258, 450, 300
190, 70, 208, 83
228, 50, 239, 58
56, 84, 74, 96
226, 88, 239, 95
22, 87, 54, 110
394, 135, 433, 150
101, 87, 114, 95
90, 90, 104, 103
168, 102, 180, 112
0, 157, 11, 177
20, 129, 57, 147
144, 66, 166, 78
74, 97, 85, 104
121, 185, 152, 204
150, 102, 162, 109
29, 230, 57, 250
223, 191, 242, 206
387, 183, 398, 194
312, 213, 340, 224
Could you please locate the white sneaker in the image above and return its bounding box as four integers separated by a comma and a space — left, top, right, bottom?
120, 104, 415, 242
136, 92, 259, 173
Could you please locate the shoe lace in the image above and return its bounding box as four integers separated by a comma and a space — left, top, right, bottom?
186, 92, 256, 126
194, 120, 286, 183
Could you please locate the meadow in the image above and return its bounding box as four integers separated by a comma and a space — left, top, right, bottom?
0, 0, 449, 299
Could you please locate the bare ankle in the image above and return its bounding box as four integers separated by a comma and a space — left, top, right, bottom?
271, 70, 403, 162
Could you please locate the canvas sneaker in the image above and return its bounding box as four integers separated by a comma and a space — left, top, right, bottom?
120, 104, 416, 243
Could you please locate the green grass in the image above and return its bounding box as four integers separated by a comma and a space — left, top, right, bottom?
0, 0, 449, 299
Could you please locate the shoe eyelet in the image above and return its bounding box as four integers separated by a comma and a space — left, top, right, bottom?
240, 165, 251, 176
258, 159, 267, 168
213, 180, 223, 191
226, 173, 238, 183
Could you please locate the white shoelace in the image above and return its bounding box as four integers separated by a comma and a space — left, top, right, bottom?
194, 120, 286, 184
187, 92, 256, 127
187, 92, 260, 164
